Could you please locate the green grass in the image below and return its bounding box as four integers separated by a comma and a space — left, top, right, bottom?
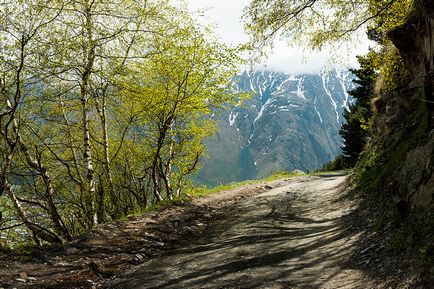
192, 170, 306, 197
262, 171, 305, 181
117, 170, 307, 222
192, 179, 257, 197
121, 198, 189, 220
309, 169, 352, 176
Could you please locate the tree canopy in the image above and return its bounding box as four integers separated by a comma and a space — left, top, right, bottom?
243, 0, 412, 52
340, 52, 377, 167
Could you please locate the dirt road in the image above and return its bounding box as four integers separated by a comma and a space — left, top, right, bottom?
107, 173, 373, 289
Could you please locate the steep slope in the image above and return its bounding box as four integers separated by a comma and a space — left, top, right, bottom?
345, 2, 434, 282
355, 0, 434, 216
198, 70, 354, 186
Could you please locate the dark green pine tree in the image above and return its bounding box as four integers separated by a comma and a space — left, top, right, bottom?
340, 52, 377, 167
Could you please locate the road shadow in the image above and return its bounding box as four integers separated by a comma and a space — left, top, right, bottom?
107, 179, 368, 289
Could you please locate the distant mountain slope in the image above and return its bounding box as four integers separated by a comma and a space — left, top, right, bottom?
198, 69, 354, 186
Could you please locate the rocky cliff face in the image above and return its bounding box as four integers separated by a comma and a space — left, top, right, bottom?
356, 0, 434, 216
198, 70, 354, 186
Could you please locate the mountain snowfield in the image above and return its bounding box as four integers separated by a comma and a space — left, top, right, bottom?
198, 69, 355, 186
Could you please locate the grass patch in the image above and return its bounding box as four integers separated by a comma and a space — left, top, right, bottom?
115, 170, 307, 223
192, 179, 257, 197
118, 198, 190, 221
262, 171, 305, 181
192, 170, 306, 198
310, 169, 351, 176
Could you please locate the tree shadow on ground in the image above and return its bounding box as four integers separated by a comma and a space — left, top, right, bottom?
108, 184, 367, 289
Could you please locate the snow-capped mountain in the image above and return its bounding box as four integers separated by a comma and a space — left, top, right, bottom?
198, 69, 354, 186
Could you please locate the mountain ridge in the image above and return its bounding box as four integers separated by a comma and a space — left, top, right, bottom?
198, 69, 355, 186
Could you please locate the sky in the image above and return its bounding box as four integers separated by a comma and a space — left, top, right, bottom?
186, 0, 374, 75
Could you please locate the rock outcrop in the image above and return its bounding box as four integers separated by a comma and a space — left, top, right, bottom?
356, 0, 434, 218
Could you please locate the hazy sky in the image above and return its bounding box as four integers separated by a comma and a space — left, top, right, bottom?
186, 0, 374, 75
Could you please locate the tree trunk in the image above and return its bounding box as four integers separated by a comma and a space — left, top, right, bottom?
81, 96, 97, 226
96, 96, 118, 216
4, 96, 71, 241
80, 2, 97, 226
59, 97, 85, 187
3, 177, 62, 244
16, 134, 72, 241
151, 164, 163, 202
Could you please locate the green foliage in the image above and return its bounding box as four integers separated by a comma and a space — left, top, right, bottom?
340, 52, 377, 167
0, 0, 244, 246
318, 155, 350, 172
118, 13, 245, 202
376, 47, 406, 93
193, 170, 305, 197
14, 243, 40, 255
244, 0, 413, 55
367, 0, 413, 43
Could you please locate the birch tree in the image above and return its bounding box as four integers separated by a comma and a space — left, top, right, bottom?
0, 0, 69, 244
0, 0, 243, 246
119, 12, 244, 202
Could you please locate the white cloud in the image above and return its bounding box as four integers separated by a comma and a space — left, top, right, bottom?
264, 37, 376, 75
186, 0, 250, 45
263, 44, 330, 75
185, 0, 375, 75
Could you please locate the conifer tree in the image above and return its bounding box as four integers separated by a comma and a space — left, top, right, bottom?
339, 53, 377, 166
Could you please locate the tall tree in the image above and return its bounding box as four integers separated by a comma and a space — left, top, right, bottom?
340, 52, 377, 167
119, 13, 243, 202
